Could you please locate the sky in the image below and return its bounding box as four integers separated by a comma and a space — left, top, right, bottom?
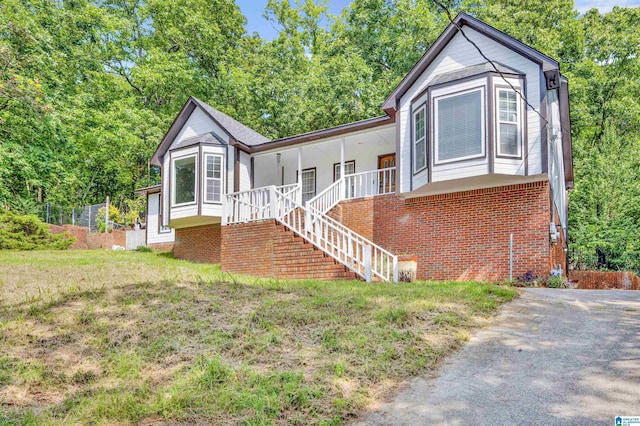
236, 0, 640, 41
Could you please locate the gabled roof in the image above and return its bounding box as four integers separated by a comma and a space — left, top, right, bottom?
150, 97, 268, 165
190, 97, 269, 146
382, 12, 560, 113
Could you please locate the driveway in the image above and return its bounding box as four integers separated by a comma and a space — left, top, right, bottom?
358, 289, 640, 425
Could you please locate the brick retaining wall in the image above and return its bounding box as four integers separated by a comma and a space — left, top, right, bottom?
569, 270, 639, 290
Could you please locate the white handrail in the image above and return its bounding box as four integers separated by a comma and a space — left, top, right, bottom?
274, 189, 398, 282
307, 178, 344, 213
223, 173, 399, 282
344, 167, 396, 200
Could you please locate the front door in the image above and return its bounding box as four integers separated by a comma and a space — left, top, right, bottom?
378, 153, 396, 193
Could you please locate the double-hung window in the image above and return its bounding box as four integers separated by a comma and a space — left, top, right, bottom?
435, 88, 485, 164
172, 155, 197, 206
300, 168, 316, 204
496, 88, 521, 157
204, 154, 223, 203
413, 106, 427, 172
333, 160, 355, 181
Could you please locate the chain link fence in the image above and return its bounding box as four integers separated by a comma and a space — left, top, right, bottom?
40, 203, 107, 233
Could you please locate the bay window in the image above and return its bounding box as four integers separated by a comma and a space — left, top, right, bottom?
172, 155, 197, 206
496, 88, 521, 157
204, 154, 223, 203
435, 88, 485, 164
413, 105, 427, 172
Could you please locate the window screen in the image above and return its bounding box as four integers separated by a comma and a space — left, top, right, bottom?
414, 106, 427, 171
437, 90, 483, 162
301, 169, 316, 204
498, 89, 519, 156
205, 154, 223, 202
334, 161, 355, 181
173, 156, 196, 205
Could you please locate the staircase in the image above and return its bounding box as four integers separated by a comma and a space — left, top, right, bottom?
223, 170, 398, 283
272, 223, 358, 280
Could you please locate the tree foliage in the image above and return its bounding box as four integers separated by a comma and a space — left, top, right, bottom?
0, 0, 639, 269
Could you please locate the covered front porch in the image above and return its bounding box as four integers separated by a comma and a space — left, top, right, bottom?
252, 122, 396, 204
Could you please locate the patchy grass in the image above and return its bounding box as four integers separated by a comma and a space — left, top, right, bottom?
0, 250, 516, 425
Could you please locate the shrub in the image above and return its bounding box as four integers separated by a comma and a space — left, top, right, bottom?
547, 276, 569, 288
0, 211, 75, 250
514, 270, 540, 287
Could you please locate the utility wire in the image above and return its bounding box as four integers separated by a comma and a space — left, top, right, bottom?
432, 0, 569, 176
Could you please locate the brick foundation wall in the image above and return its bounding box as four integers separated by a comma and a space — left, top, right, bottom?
328, 199, 374, 241
333, 181, 553, 282
221, 219, 356, 280
148, 242, 174, 252
174, 224, 222, 263
569, 270, 639, 290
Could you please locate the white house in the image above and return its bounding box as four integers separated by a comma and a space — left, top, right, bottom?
139, 13, 573, 282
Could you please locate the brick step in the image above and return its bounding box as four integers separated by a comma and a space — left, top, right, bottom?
273, 245, 325, 255
275, 263, 354, 273
273, 254, 334, 264
275, 271, 359, 280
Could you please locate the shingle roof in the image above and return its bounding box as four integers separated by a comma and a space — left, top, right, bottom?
171, 132, 225, 150
429, 62, 523, 87
191, 97, 269, 146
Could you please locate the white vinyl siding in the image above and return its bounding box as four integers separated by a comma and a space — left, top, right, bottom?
398, 26, 541, 193
204, 154, 223, 203
413, 106, 427, 172
172, 154, 197, 206
146, 193, 174, 245
497, 88, 520, 157
435, 88, 485, 164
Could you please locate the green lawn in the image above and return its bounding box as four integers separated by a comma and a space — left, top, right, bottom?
0, 250, 517, 425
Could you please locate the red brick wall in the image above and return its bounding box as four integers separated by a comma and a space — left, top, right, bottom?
48, 224, 88, 249
221, 220, 356, 280
569, 270, 639, 290
174, 224, 222, 263
221, 221, 275, 276
328, 199, 374, 241
334, 181, 552, 282
148, 242, 174, 252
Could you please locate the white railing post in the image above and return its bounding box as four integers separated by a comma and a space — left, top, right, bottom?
269, 185, 278, 219
392, 256, 399, 283
221, 194, 228, 225
364, 244, 372, 283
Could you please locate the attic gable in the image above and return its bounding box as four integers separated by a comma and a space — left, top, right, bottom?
382, 12, 560, 113
150, 97, 268, 166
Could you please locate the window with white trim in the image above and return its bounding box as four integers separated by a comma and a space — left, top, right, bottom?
172, 155, 197, 206
413, 105, 427, 172
435, 88, 484, 163
497, 88, 520, 157
333, 160, 355, 181
301, 168, 316, 204
204, 154, 223, 203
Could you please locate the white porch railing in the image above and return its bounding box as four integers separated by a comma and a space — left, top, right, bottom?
223, 178, 398, 282
344, 167, 396, 200
275, 191, 398, 282
307, 166, 396, 214
222, 184, 301, 225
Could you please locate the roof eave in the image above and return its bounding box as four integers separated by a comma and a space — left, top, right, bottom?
382, 12, 560, 112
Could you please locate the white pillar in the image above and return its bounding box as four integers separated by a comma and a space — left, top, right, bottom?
297, 147, 303, 205
340, 138, 345, 179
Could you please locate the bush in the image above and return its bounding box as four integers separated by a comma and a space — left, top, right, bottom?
0, 211, 75, 250
546, 276, 569, 288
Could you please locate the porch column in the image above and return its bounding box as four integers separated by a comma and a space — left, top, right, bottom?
340, 138, 345, 179
297, 147, 303, 205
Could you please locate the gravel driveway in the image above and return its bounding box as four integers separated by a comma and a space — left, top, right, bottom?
357, 289, 640, 425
